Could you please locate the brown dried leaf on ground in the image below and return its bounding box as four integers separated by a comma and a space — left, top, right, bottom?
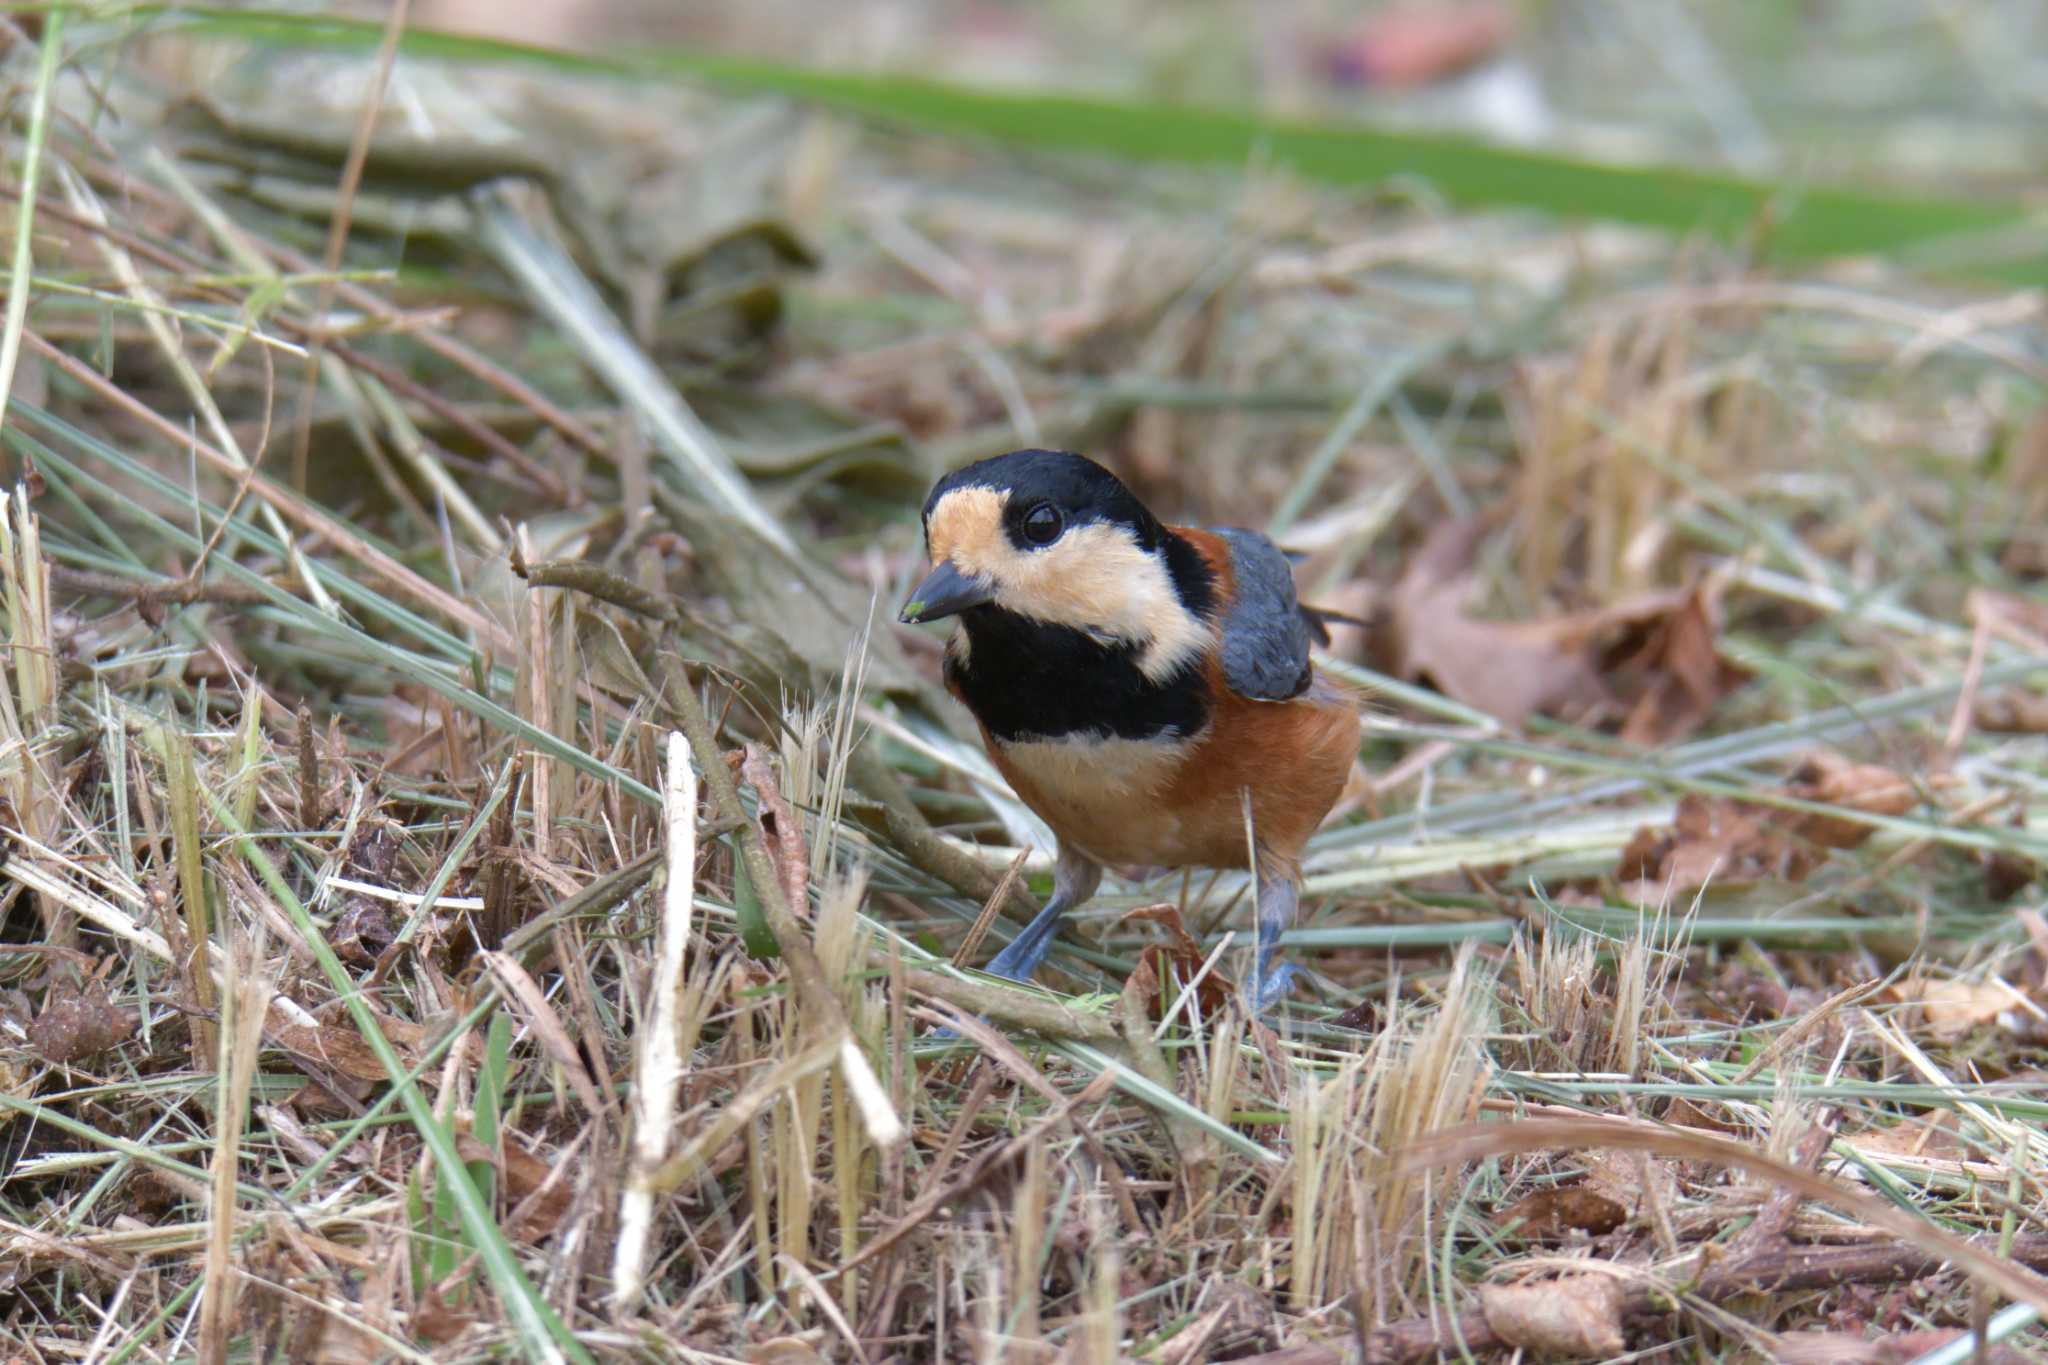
1886, 976, 2031, 1042
1492, 1185, 1628, 1242
1616, 754, 1924, 899
1976, 690, 2048, 734
264, 1004, 418, 1085
28, 978, 135, 1064
1372, 517, 1611, 727
1617, 791, 1813, 900
1477, 1275, 1625, 1359
1782, 753, 1917, 848
1608, 580, 1756, 746
409, 1287, 477, 1347
453, 1131, 574, 1240
331, 898, 400, 967
1370, 516, 1747, 741
1118, 901, 1235, 1020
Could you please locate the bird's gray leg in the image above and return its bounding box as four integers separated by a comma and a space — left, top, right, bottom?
1251, 872, 1302, 1014
982, 842, 1102, 983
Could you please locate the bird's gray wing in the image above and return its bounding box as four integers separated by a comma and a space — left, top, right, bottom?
1207, 526, 1315, 702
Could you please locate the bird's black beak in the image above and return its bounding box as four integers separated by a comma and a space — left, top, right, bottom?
899, 560, 994, 624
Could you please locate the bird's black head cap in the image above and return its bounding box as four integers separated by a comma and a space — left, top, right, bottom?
923, 449, 1165, 554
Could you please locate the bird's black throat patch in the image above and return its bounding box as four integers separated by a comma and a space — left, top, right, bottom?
944, 605, 1210, 743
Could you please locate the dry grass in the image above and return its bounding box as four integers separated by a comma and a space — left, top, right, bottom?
2, 8, 2047, 1364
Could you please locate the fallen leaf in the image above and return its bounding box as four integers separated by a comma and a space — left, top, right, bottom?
1373, 517, 1612, 728
1371, 516, 1746, 741
1327, 995, 1384, 1033
1478, 1275, 1624, 1359
1887, 976, 2030, 1041
348, 823, 401, 879
504, 1140, 575, 1241
1616, 753, 1927, 899
287, 1313, 395, 1365
1782, 753, 1916, 849
1618, 791, 1812, 900
1607, 580, 1755, 746
29, 980, 135, 1064
1987, 854, 2041, 900
1976, 690, 2048, 734
331, 898, 399, 967
1841, 1115, 1965, 1162
1118, 902, 1234, 1020
1493, 1186, 1627, 1242
264, 1004, 414, 1085
409, 1287, 475, 1346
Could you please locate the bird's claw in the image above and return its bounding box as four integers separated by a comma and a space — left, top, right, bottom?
1251, 959, 1304, 1016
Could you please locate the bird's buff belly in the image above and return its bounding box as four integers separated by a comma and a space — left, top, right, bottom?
989, 732, 1224, 868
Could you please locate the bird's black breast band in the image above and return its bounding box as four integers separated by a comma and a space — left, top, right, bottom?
945, 607, 1210, 743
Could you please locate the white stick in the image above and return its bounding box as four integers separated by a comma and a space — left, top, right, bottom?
610, 732, 697, 1311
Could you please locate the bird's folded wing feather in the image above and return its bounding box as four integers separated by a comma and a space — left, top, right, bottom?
1207, 527, 1315, 701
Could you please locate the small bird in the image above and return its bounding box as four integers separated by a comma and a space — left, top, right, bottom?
898, 449, 1360, 1011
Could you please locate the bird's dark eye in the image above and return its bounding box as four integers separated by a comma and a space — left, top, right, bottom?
1021, 502, 1063, 546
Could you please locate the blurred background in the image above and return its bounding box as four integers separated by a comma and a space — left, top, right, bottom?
414, 0, 2048, 190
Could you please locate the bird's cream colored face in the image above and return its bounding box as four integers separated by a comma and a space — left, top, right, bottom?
923, 486, 1208, 682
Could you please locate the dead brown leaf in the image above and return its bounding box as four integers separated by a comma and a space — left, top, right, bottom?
1616, 753, 1924, 898
29, 979, 135, 1064
1842, 1115, 1965, 1163
263, 1004, 416, 1085
1477, 1275, 1625, 1359
1492, 1186, 1628, 1242
1608, 580, 1755, 746
1373, 517, 1613, 728
330, 898, 399, 967
1976, 689, 2048, 734
1783, 753, 1917, 849
1618, 791, 1813, 900
409, 1287, 476, 1346
1887, 976, 2029, 1042
1371, 516, 1746, 741
1118, 902, 1234, 1020
451, 1130, 574, 1241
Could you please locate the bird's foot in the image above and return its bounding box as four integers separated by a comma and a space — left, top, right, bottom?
1250, 960, 1304, 1016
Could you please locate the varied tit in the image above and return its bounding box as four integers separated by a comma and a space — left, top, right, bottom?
898, 449, 1361, 1011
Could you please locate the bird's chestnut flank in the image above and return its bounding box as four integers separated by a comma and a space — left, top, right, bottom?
899, 448, 1360, 1011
